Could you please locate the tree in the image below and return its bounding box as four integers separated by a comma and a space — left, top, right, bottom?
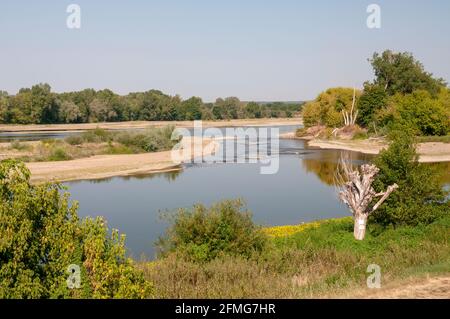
0, 91, 8, 123
337, 159, 398, 240
357, 83, 388, 127
371, 129, 449, 227
59, 100, 82, 123
301, 88, 361, 128
88, 98, 117, 122
181, 97, 203, 120
377, 90, 450, 136
370, 50, 446, 96
245, 102, 262, 118
0, 160, 153, 298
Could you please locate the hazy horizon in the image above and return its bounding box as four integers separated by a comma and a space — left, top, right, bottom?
1, 0, 449, 101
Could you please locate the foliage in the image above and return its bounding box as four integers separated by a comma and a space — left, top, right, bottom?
370, 50, 446, 96
356, 83, 388, 127
376, 90, 450, 136
0, 84, 302, 124
157, 199, 268, 262
371, 129, 449, 227
302, 88, 360, 128
0, 160, 153, 298
146, 214, 450, 298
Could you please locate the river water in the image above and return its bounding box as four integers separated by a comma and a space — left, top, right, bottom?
63, 125, 376, 259
4, 124, 446, 259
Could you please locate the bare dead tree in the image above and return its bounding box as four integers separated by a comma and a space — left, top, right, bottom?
336, 156, 398, 240
342, 87, 359, 126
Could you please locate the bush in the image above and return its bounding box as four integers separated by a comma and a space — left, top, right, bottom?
352, 130, 369, 140
10, 140, 30, 151
65, 135, 84, 145
80, 128, 111, 143
157, 199, 268, 262
371, 129, 449, 227
377, 90, 450, 136
48, 147, 71, 161
0, 160, 153, 298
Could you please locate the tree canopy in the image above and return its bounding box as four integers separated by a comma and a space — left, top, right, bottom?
0, 85, 301, 124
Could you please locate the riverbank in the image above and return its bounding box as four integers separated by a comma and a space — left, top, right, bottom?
0, 118, 303, 133
145, 215, 450, 298
279, 132, 450, 163
26, 137, 218, 183
308, 139, 450, 163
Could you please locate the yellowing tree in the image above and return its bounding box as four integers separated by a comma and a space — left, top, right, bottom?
302, 88, 361, 128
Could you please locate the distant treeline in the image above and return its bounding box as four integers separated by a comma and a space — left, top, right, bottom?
0, 85, 303, 124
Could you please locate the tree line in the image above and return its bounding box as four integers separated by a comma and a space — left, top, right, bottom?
0, 86, 301, 124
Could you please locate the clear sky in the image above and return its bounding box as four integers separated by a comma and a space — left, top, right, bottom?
1, 0, 449, 101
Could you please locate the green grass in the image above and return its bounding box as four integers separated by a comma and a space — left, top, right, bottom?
144, 215, 450, 298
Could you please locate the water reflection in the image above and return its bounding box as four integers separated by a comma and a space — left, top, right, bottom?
301, 150, 374, 186
68, 168, 184, 185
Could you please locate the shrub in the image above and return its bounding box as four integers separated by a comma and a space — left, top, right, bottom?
10, 140, 30, 151
48, 147, 71, 161
0, 160, 153, 298
65, 135, 84, 145
371, 129, 449, 227
377, 90, 450, 136
157, 199, 268, 262
352, 130, 369, 140
80, 128, 111, 143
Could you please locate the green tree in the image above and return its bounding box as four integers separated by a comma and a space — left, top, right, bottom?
377, 90, 450, 136
371, 129, 449, 227
181, 97, 203, 120
357, 83, 388, 127
59, 101, 83, 123
0, 160, 153, 298
0, 91, 8, 123
245, 102, 262, 118
370, 50, 446, 96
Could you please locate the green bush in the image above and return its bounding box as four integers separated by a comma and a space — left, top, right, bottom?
80, 128, 112, 143
157, 199, 268, 262
65, 135, 84, 145
377, 90, 450, 136
48, 147, 71, 161
371, 129, 449, 227
0, 160, 153, 298
352, 130, 369, 140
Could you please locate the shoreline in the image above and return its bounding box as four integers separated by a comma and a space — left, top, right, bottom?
26, 137, 218, 184
0, 118, 303, 134
307, 139, 450, 163
279, 132, 450, 163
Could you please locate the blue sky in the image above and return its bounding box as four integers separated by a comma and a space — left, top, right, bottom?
1, 0, 449, 101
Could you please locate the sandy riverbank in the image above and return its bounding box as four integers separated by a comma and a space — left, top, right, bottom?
307, 139, 450, 163
26, 137, 218, 184
0, 118, 303, 133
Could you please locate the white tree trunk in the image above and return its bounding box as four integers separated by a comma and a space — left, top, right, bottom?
337, 160, 398, 241
354, 213, 368, 241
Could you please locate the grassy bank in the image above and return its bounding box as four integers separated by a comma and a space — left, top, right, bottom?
2, 126, 177, 162
143, 215, 450, 298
